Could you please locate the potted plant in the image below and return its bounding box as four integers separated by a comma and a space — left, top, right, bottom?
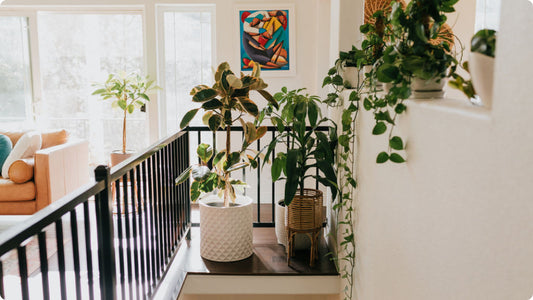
469, 29, 497, 108
261, 87, 338, 264
176, 62, 277, 262
376, 0, 457, 98
92, 71, 160, 166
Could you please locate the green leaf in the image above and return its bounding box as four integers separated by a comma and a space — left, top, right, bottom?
390, 153, 405, 163
389, 136, 404, 150
127, 104, 135, 113
395, 103, 407, 114
191, 165, 211, 182
192, 88, 218, 102
139, 93, 150, 101
213, 150, 226, 166
117, 99, 127, 110
91, 88, 107, 95
180, 108, 199, 129
376, 152, 389, 163
284, 149, 300, 206
202, 98, 223, 110
197, 143, 213, 164
347, 177, 357, 188
376, 64, 399, 83
363, 98, 372, 110
208, 114, 223, 131
308, 100, 318, 127
237, 97, 259, 116
175, 166, 192, 185
372, 122, 387, 135
257, 89, 279, 109
271, 157, 283, 181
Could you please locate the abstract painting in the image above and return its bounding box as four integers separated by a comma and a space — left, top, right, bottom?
238, 7, 293, 73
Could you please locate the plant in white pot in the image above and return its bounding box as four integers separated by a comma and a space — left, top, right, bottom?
92, 71, 160, 166
469, 29, 497, 108
176, 62, 277, 262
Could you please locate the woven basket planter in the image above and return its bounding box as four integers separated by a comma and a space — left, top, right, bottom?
199, 194, 253, 262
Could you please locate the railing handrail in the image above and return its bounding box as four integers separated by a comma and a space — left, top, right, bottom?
187, 125, 331, 132
0, 181, 104, 256
110, 130, 188, 181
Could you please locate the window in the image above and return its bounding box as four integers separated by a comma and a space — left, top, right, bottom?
36, 12, 145, 164
157, 5, 215, 136
475, 0, 501, 30
0, 16, 32, 123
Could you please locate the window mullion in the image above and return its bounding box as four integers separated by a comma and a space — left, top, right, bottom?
27, 10, 43, 126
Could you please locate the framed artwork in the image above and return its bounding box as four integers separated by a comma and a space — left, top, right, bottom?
236, 4, 296, 76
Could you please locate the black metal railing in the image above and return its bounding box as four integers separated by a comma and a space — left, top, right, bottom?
187, 126, 328, 227
0, 130, 190, 300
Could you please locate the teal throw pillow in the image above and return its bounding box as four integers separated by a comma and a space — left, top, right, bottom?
0, 134, 13, 173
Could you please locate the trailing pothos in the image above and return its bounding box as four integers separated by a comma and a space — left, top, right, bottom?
176, 62, 278, 207
259, 87, 338, 206
365, 0, 459, 164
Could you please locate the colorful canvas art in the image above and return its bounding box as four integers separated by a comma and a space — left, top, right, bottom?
239, 9, 290, 71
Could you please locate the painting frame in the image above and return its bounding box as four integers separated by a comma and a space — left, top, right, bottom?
235, 4, 296, 77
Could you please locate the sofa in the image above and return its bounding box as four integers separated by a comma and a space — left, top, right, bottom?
0, 129, 90, 215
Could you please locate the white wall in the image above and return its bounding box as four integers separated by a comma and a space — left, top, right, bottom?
352, 1, 533, 299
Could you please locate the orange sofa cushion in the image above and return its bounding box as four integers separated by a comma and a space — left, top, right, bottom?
9, 158, 34, 184
0, 131, 25, 146
0, 178, 35, 201
41, 129, 69, 149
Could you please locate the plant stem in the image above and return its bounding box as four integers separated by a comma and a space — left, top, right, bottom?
224, 122, 231, 207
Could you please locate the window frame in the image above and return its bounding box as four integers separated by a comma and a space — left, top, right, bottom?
155, 4, 216, 136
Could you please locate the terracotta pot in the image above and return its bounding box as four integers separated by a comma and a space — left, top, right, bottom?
199, 194, 253, 262
469, 52, 495, 108
110, 150, 135, 167
411, 77, 447, 99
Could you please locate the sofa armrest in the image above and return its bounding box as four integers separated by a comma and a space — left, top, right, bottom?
34, 139, 90, 211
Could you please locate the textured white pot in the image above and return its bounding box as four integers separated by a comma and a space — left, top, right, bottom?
411, 77, 447, 99
199, 194, 253, 262
469, 52, 495, 108
274, 200, 311, 250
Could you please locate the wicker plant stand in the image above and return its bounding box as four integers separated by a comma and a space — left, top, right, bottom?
287, 189, 323, 266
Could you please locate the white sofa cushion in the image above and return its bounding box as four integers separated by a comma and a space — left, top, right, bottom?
2, 131, 42, 179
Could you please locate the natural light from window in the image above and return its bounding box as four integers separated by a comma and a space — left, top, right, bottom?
37, 12, 146, 164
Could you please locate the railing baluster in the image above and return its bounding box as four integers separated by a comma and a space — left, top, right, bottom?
17, 245, 29, 300
38, 231, 50, 300
83, 201, 95, 300
70, 210, 82, 300
129, 168, 140, 300
272, 130, 276, 223
115, 178, 126, 300
170, 141, 177, 247
257, 138, 261, 223
123, 172, 133, 299
162, 147, 169, 262
136, 164, 147, 299
156, 151, 164, 273
55, 219, 67, 300
0, 260, 4, 299
148, 155, 159, 285
184, 132, 192, 239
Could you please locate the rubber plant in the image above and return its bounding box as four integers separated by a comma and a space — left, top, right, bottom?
365, 0, 459, 164
92, 72, 160, 154
260, 87, 338, 206
176, 62, 278, 207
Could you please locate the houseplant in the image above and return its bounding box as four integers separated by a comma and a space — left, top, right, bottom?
92, 71, 160, 166
364, 0, 459, 164
261, 87, 338, 264
176, 62, 277, 262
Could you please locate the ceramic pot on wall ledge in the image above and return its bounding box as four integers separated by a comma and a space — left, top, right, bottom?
469, 52, 495, 108
411, 77, 447, 99
110, 150, 135, 167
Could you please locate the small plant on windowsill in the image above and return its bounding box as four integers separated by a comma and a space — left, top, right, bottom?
175, 61, 277, 262
92, 71, 160, 166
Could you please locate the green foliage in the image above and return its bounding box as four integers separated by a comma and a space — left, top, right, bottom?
92, 71, 160, 153
471, 29, 497, 58
176, 62, 276, 207
260, 88, 338, 206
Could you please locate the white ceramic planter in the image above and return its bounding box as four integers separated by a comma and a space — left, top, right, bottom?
274, 200, 311, 250
199, 194, 253, 262
411, 77, 447, 99
340, 66, 361, 89
469, 52, 495, 108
